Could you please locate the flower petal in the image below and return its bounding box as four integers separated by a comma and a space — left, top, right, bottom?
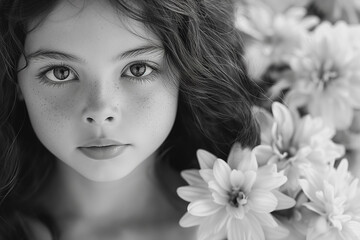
228, 219, 248, 240
213, 159, 232, 190
344, 221, 360, 239
272, 190, 296, 210
227, 204, 245, 219
253, 165, 287, 190
298, 179, 317, 202
227, 142, 245, 169
252, 212, 277, 228
188, 199, 222, 217
209, 181, 229, 205
247, 190, 277, 213
199, 169, 215, 183
252, 106, 274, 145
181, 170, 206, 186
230, 170, 245, 189
197, 149, 217, 169
262, 224, 290, 240
306, 216, 331, 240
197, 220, 216, 240
302, 202, 324, 215
285, 90, 311, 113
337, 159, 349, 174
242, 171, 257, 193
197, 213, 228, 240
177, 186, 211, 202
212, 192, 229, 206
208, 181, 228, 197
253, 145, 275, 166
272, 102, 295, 146
179, 212, 204, 227
236, 149, 258, 172
205, 209, 230, 234
246, 214, 266, 240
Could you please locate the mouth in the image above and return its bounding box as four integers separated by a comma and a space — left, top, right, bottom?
78, 139, 129, 160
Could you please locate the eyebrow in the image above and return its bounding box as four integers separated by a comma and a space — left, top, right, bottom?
26, 45, 164, 63
115, 45, 163, 61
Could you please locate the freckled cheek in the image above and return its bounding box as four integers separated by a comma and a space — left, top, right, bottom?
127, 88, 178, 142
22, 86, 78, 143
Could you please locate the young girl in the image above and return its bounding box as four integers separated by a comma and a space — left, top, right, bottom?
0, 0, 260, 239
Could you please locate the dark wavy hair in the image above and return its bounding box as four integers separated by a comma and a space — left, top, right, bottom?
0, 0, 260, 238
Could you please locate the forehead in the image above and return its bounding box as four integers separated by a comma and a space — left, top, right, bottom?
24, 0, 161, 58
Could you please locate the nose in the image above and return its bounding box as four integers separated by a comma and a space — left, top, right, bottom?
82, 82, 119, 126
83, 101, 119, 126
85, 115, 115, 125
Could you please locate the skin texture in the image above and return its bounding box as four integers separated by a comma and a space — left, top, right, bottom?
17, 0, 179, 182
15, 2, 194, 239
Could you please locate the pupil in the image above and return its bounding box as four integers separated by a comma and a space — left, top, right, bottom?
54, 67, 70, 80
130, 64, 146, 77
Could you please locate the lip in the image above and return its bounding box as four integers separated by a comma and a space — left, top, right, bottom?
78, 139, 129, 160
80, 139, 125, 148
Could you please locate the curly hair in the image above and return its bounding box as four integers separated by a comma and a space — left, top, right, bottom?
0, 0, 260, 238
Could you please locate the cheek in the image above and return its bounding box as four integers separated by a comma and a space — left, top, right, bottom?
128, 85, 178, 142
19, 83, 76, 145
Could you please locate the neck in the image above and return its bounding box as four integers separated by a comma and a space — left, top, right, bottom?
44, 153, 182, 225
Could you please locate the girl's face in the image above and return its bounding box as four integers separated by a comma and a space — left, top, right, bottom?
17, 0, 179, 182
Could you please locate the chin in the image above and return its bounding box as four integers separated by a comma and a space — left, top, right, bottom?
78, 164, 137, 182
63, 156, 138, 182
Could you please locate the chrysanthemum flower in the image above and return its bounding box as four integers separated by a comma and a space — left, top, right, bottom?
253, 102, 344, 197
177, 143, 295, 240
260, 0, 311, 13
313, 0, 360, 24
299, 159, 360, 239
282, 22, 360, 130
235, 2, 318, 79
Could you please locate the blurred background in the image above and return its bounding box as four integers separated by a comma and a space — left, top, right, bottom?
234, 0, 360, 176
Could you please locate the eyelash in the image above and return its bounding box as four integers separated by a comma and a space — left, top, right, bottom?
122, 61, 159, 84
36, 61, 160, 87
36, 63, 77, 87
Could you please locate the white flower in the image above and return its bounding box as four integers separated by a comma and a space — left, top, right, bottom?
253, 102, 345, 197
348, 25, 360, 51
249, 0, 311, 13
235, 2, 318, 79
236, 0, 311, 22
177, 143, 295, 240
283, 22, 360, 130
313, 0, 360, 24
299, 159, 360, 239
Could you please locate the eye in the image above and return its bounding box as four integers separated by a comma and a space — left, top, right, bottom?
44, 66, 77, 82
123, 63, 154, 78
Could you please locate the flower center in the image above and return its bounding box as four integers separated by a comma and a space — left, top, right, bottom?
228, 189, 248, 208
273, 142, 297, 168
281, 146, 297, 159
313, 63, 339, 90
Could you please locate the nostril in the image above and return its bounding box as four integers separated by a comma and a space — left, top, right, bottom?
86, 117, 95, 123
85, 116, 114, 124
106, 116, 114, 122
